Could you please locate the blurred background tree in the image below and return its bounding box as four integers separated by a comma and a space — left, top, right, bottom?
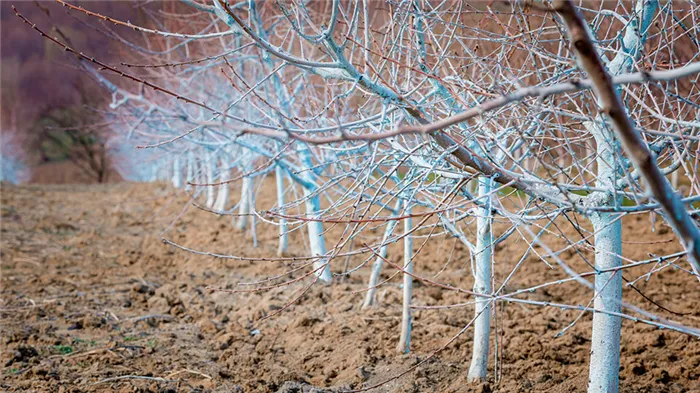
34, 81, 111, 183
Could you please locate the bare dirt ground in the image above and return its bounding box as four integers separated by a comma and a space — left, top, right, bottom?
1, 182, 699, 392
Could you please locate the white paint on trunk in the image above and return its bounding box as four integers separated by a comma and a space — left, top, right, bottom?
276, 165, 288, 256
185, 152, 194, 191
396, 201, 413, 353
583, 2, 656, 388
297, 145, 331, 283
588, 213, 622, 393
304, 185, 332, 283
587, 120, 623, 393
172, 157, 182, 188
362, 199, 402, 308
251, 186, 258, 248
235, 175, 252, 230
205, 156, 215, 208
557, 142, 568, 183
671, 167, 680, 189
468, 176, 494, 382
213, 161, 229, 212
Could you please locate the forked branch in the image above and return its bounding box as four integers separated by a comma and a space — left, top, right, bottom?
554, 0, 700, 279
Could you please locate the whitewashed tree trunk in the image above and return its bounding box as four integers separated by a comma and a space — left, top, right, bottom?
251, 184, 258, 248
557, 138, 568, 183
213, 160, 229, 212
468, 176, 494, 382
185, 152, 194, 191
362, 199, 403, 308
149, 164, 157, 182
205, 155, 215, 208
196, 159, 207, 200
276, 165, 288, 256
587, 121, 623, 393
235, 174, 252, 230
671, 163, 680, 189
298, 146, 332, 283
172, 157, 182, 188
582, 3, 655, 390
671, 170, 679, 189
396, 201, 413, 353
303, 184, 331, 283
588, 212, 622, 393
467, 177, 478, 194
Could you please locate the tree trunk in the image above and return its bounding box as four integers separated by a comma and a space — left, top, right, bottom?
298, 146, 332, 283
185, 152, 194, 191
362, 199, 402, 308
586, 120, 623, 393
235, 175, 252, 230
276, 165, 288, 256
396, 201, 414, 353
468, 176, 494, 382
205, 155, 215, 208
303, 186, 331, 283
588, 212, 622, 393
172, 157, 182, 188
213, 160, 229, 211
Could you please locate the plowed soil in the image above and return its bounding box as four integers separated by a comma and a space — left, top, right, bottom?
1, 182, 699, 392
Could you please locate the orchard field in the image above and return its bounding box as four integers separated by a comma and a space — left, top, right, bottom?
2, 1, 700, 392
1, 181, 698, 392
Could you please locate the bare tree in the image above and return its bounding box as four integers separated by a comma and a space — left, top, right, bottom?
15, 1, 700, 392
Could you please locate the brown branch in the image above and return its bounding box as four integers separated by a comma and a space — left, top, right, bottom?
554, 0, 700, 279
12, 6, 235, 122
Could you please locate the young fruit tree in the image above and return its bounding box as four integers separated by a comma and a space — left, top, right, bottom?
15, 0, 700, 392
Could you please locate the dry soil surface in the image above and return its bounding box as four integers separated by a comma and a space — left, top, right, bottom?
1, 182, 699, 393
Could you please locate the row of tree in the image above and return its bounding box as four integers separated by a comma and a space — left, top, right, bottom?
15, 0, 700, 391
